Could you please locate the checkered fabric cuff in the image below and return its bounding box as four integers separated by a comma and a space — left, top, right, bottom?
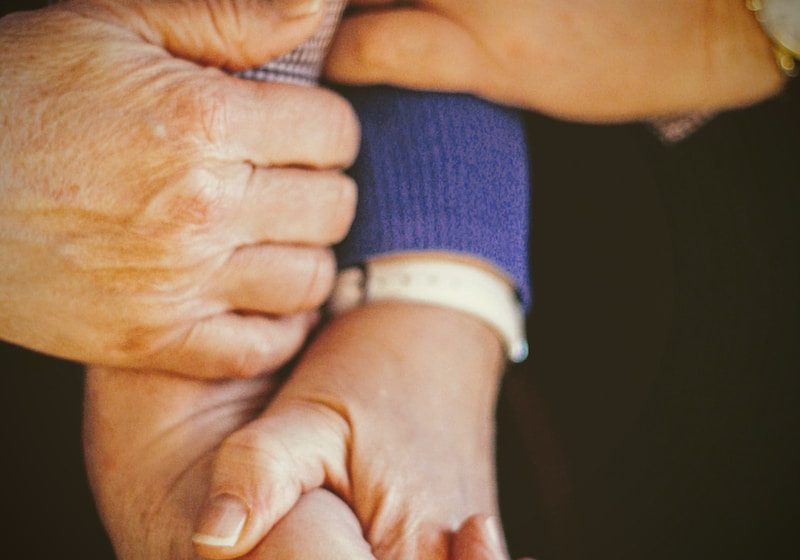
237, 0, 346, 86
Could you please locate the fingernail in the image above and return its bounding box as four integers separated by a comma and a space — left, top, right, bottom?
278, 0, 323, 18
192, 494, 248, 549
485, 516, 509, 559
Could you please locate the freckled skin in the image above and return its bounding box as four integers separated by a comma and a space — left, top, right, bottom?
0, 1, 359, 379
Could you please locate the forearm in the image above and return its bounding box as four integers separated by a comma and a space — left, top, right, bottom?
326, 0, 787, 123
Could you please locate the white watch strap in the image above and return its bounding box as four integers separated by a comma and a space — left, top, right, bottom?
328, 259, 529, 363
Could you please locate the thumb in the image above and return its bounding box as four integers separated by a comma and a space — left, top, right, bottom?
192, 401, 350, 559
325, 8, 489, 94
74, 0, 326, 69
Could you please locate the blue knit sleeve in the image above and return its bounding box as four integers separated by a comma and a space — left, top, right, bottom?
335, 87, 532, 309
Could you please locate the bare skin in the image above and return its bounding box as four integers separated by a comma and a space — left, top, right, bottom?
326, 0, 786, 122
85, 366, 378, 559
0, 0, 359, 379
85, 303, 511, 560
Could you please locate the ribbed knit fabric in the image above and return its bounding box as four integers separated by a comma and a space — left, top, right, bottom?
237, 0, 532, 308
336, 87, 532, 308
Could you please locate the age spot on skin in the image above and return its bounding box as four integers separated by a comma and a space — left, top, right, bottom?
152, 123, 167, 139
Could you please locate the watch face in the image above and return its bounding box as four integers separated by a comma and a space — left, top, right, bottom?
760, 0, 800, 55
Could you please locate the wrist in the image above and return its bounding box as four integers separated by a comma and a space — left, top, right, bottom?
329, 255, 528, 362
318, 301, 506, 404
368, 251, 518, 290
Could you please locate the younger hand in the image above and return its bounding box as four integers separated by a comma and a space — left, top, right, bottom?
193, 302, 509, 559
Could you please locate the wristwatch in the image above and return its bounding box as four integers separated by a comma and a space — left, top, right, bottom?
328, 259, 529, 363
747, 0, 800, 77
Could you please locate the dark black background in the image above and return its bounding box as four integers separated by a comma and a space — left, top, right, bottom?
499, 82, 799, 559
2, 2, 799, 558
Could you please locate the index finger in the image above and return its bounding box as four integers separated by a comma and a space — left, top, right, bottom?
204, 76, 361, 169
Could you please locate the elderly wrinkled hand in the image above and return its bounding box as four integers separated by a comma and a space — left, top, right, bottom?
0, 0, 359, 379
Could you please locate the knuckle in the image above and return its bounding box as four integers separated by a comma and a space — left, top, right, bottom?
194, 82, 232, 146
291, 399, 352, 443
114, 320, 168, 361
213, 432, 270, 489
156, 76, 229, 148
160, 167, 231, 232
117, 326, 151, 356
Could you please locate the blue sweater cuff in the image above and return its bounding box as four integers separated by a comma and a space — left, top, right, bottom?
335, 87, 532, 309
